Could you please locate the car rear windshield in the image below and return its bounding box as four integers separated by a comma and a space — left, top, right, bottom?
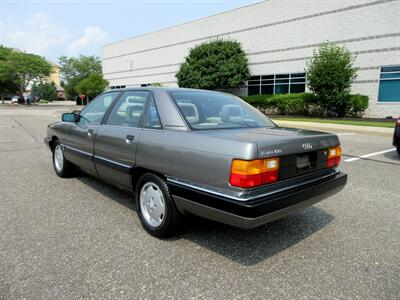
170, 91, 276, 130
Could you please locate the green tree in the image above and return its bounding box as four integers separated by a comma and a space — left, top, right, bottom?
59, 55, 102, 99
75, 73, 108, 102
176, 39, 250, 90
0, 46, 19, 103
306, 42, 357, 116
31, 82, 57, 101
10, 51, 52, 95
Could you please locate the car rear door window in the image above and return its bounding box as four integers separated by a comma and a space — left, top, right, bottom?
106, 91, 148, 127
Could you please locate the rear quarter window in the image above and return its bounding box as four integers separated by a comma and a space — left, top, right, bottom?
170, 91, 275, 130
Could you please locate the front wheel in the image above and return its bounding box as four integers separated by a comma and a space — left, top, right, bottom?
136, 173, 181, 238
52, 141, 74, 178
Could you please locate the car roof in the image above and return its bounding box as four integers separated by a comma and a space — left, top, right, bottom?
106, 87, 223, 94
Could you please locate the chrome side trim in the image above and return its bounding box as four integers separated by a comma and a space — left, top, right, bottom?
62, 144, 92, 157
167, 170, 340, 202
93, 155, 132, 169
62, 144, 133, 170
167, 178, 245, 201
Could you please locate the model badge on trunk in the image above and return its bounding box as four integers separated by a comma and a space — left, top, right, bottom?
260, 149, 282, 156
302, 143, 313, 150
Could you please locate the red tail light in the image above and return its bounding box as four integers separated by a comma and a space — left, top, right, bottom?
327, 146, 342, 168
230, 158, 279, 188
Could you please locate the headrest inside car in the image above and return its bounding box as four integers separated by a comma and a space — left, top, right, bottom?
126, 104, 144, 122
178, 103, 199, 124
221, 104, 243, 123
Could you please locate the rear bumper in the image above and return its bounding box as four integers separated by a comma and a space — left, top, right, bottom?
170, 172, 347, 229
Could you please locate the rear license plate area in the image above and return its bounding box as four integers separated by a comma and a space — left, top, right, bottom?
296, 154, 311, 170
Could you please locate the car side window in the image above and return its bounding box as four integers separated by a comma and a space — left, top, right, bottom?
145, 95, 163, 130
78, 92, 119, 125
106, 91, 148, 128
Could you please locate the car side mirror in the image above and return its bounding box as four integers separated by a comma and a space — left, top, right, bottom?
62, 112, 78, 122
70, 109, 81, 114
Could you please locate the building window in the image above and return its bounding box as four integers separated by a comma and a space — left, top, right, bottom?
110, 85, 126, 89
247, 73, 306, 96
378, 66, 400, 102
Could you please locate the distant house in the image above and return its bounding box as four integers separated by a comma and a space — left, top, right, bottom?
45, 60, 65, 99
11, 48, 64, 98
6, 48, 65, 101
24, 59, 65, 99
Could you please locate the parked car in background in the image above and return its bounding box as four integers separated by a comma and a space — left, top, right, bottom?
393, 117, 400, 155
44, 88, 347, 237
27, 95, 35, 104
10, 94, 35, 104
11, 95, 20, 104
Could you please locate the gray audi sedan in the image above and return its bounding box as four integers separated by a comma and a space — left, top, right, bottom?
45, 88, 347, 237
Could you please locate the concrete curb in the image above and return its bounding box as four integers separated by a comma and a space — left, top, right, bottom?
274, 120, 394, 136
0, 106, 81, 117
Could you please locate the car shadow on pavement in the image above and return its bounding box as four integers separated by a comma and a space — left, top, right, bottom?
76, 174, 136, 211
383, 150, 400, 163
75, 173, 334, 267
180, 207, 334, 266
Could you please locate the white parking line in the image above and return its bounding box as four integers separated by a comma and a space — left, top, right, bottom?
344, 148, 396, 162
0, 125, 13, 128
337, 133, 355, 136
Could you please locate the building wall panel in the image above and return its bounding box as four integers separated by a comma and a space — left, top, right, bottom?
103, 0, 400, 117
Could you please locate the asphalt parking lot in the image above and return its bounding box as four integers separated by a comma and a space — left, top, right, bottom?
0, 107, 399, 299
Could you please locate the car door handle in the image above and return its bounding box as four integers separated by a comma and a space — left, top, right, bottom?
87, 129, 95, 137
126, 135, 135, 144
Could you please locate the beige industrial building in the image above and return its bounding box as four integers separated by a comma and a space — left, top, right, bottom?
102, 0, 400, 118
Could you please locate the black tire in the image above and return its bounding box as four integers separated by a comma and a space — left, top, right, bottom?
397, 147, 400, 156
52, 140, 74, 178
135, 173, 181, 238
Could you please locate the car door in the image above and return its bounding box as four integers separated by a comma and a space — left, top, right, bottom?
93, 91, 150, 188
61, 92, 120, 176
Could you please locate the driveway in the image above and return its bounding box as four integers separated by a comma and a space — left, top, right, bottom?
0, 107, 399, 299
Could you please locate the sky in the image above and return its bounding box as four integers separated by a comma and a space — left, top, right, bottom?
0, 0, 260, 63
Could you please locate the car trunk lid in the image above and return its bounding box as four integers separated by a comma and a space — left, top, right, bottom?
249, 127, 339, 179
250, 127, 339, 157
196, 126, 339, 157
196, 126, 340, 181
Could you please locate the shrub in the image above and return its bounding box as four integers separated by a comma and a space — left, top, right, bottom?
240, 94, 274, 107
306, 42, 357, 117
240, 92, 368, 117
176, 39, 250, 89
240, 93, 317, 115
31, 82, 57, 102
270, 93, 317, 115
37, 99, 48, 104
347, 94, 369, 116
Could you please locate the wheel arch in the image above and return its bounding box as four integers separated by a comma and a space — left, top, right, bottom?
131, 166, 166, 193
49, 135, 59, 151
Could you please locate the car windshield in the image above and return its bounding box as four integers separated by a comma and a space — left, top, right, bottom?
170, 91, 276, 130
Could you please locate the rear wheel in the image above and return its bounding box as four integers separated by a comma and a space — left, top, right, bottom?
397, 146, 400, 156
136, 173, 181, 237
52, 141, 74, 177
